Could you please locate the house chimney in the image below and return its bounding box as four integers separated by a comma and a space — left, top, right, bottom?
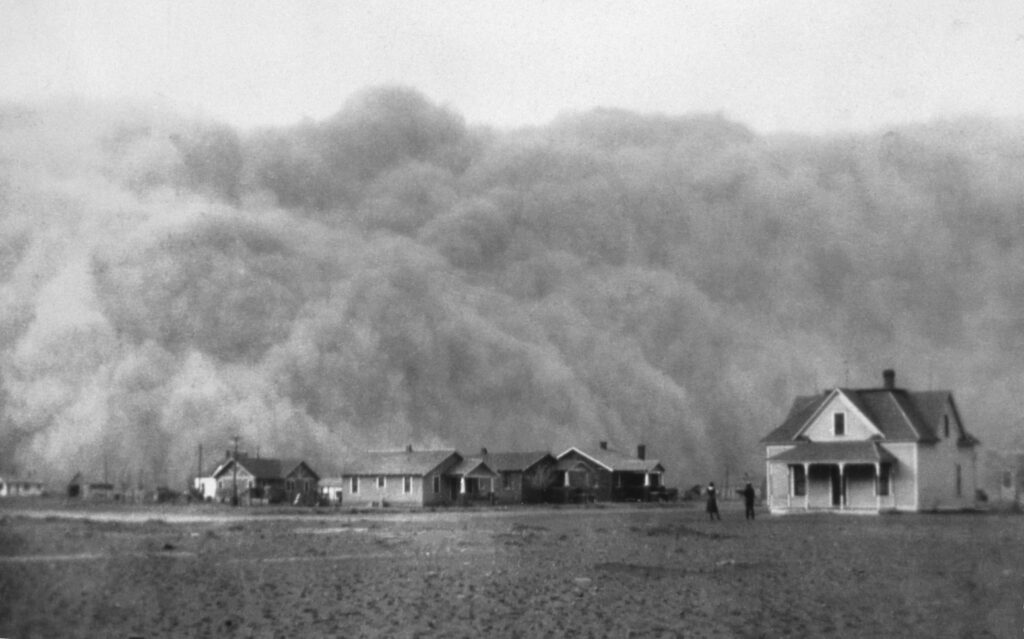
599, 441, 608, 450
637, 445, 646, 460
481, 447, 488, 456
883, 369, 895, 390
406, 444, 413, 453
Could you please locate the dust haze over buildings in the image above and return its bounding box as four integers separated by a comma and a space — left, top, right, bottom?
0, 87, 1021, 488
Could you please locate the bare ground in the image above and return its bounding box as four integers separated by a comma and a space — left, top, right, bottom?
1, 501, 1022, 638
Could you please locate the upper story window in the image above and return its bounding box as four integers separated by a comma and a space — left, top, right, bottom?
833, 412, 846, 436
377, 476, 386, 489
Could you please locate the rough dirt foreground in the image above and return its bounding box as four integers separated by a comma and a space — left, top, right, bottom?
1, 502, 1022, 638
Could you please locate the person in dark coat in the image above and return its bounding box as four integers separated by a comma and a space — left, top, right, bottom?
706, 482, 721, 520
743, 482, 756, 520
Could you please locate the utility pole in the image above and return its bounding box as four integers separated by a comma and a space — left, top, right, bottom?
230, 435, 241, 507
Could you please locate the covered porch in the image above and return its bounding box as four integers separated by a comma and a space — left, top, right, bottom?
768, 441, 898, 513
447, 458, 498, 504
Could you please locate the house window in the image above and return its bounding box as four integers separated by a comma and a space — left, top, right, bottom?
432, 475, 440, 493
955, 463, 962, 497
1003, 471, 1013, 489
377, 476, 386, 489
403, 476, 412, 494
351, 477, 359, 494
944, 415, 949, 438
791, 465, 806, 496
502, 472, 512, 490
833, 413, 845, 436
877, 464, 891, 496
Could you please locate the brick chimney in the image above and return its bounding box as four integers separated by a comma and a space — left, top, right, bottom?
637, 445, 646, 460
883, 369, 896, 390
480, 447, 488, 456
599, 441, 608, 450
406, 444, 413, 453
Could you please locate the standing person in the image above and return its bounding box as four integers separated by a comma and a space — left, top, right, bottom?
706, 482, 721, 521
743, 482, 756, 520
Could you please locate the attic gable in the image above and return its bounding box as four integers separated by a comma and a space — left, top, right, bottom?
794, 389, 884, 442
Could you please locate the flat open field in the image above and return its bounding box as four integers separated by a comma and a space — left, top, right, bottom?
1, 501, 1022, 638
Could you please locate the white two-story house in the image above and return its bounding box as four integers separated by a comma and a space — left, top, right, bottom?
763, 369, 979, 513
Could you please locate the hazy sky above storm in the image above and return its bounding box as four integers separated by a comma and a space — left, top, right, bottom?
4, 1, 1024, 134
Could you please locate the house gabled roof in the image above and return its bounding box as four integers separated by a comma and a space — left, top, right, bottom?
341, 449, 461, 477
213, 458, 318, 481
762, 386, 971, 445
768, 441, 898, 465
556, 446, 664, 474
482, 451, 554, 473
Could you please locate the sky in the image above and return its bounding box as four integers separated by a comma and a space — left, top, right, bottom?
3, 1, 1024, 134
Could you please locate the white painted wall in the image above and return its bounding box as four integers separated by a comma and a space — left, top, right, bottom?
915, 399, 977, 511
801, 393, 882, 442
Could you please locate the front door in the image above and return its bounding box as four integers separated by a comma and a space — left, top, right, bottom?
830, 466, 844, 507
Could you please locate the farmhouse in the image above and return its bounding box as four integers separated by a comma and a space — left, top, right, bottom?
213, 455, 319, 505
67, 472, 115, 500
339, 447, 463, 507
763, 369, 980, 513
482, 450, 557, 504
0, 475, 45, 497
556, 442, 665, 502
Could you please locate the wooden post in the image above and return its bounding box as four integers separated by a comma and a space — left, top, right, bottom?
838, 463, 846, 510
803, 463, 810, 511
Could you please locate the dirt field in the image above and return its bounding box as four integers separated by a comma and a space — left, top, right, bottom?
1, 500, 1022, 638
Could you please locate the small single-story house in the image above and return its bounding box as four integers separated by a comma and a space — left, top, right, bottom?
0, 476, 45, 497
555, 442, 665, 502
212, 455, 319, 505
340, 447, 463, 507
482, 450, 557, 504
67, 473, 115, 500
763, 369, 980, 514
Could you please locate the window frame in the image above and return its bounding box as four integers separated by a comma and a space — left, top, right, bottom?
403, 476, 412, 494
377, 476, 386, 489
432, 475, 440, 494
351, 476, 359, 494
833, 412, 846, 436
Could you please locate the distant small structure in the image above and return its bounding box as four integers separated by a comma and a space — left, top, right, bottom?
982, 449, 1024, 505
67, 472, 115, 500
0, 475, 45, 497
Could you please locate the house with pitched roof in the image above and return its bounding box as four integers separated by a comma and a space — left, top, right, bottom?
555, 442, 665, 502
212, 455, 319, 505
763, 369, 980, 513
339, 447, 466, 507
0, 475, 45, 497
481, 450, 557, 504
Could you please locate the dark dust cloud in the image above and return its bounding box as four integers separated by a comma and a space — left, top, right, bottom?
1, 88, 1022, 487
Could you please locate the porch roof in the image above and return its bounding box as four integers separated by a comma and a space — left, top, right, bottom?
769, 441, 897, 465
449, 458, 498, 478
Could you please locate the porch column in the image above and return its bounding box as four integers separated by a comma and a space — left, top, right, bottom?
838, 463, 846, 510
563, 471, 570, 487
644, 472, 650, 487
459, 476, 466, 494
875, 462, 881, 511
803, 463, 810, 511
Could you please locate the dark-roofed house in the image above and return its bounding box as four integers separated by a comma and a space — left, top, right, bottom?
212, 455, 319, 505
763, 369, 980, 513
481, 450, 557, 504
340, 447, 463, 507
556, 443, 665, 502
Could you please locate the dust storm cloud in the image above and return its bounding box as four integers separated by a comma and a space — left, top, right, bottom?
1, 88, 1021, 487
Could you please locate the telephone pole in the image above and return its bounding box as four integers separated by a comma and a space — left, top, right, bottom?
230, 435, 241, 507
